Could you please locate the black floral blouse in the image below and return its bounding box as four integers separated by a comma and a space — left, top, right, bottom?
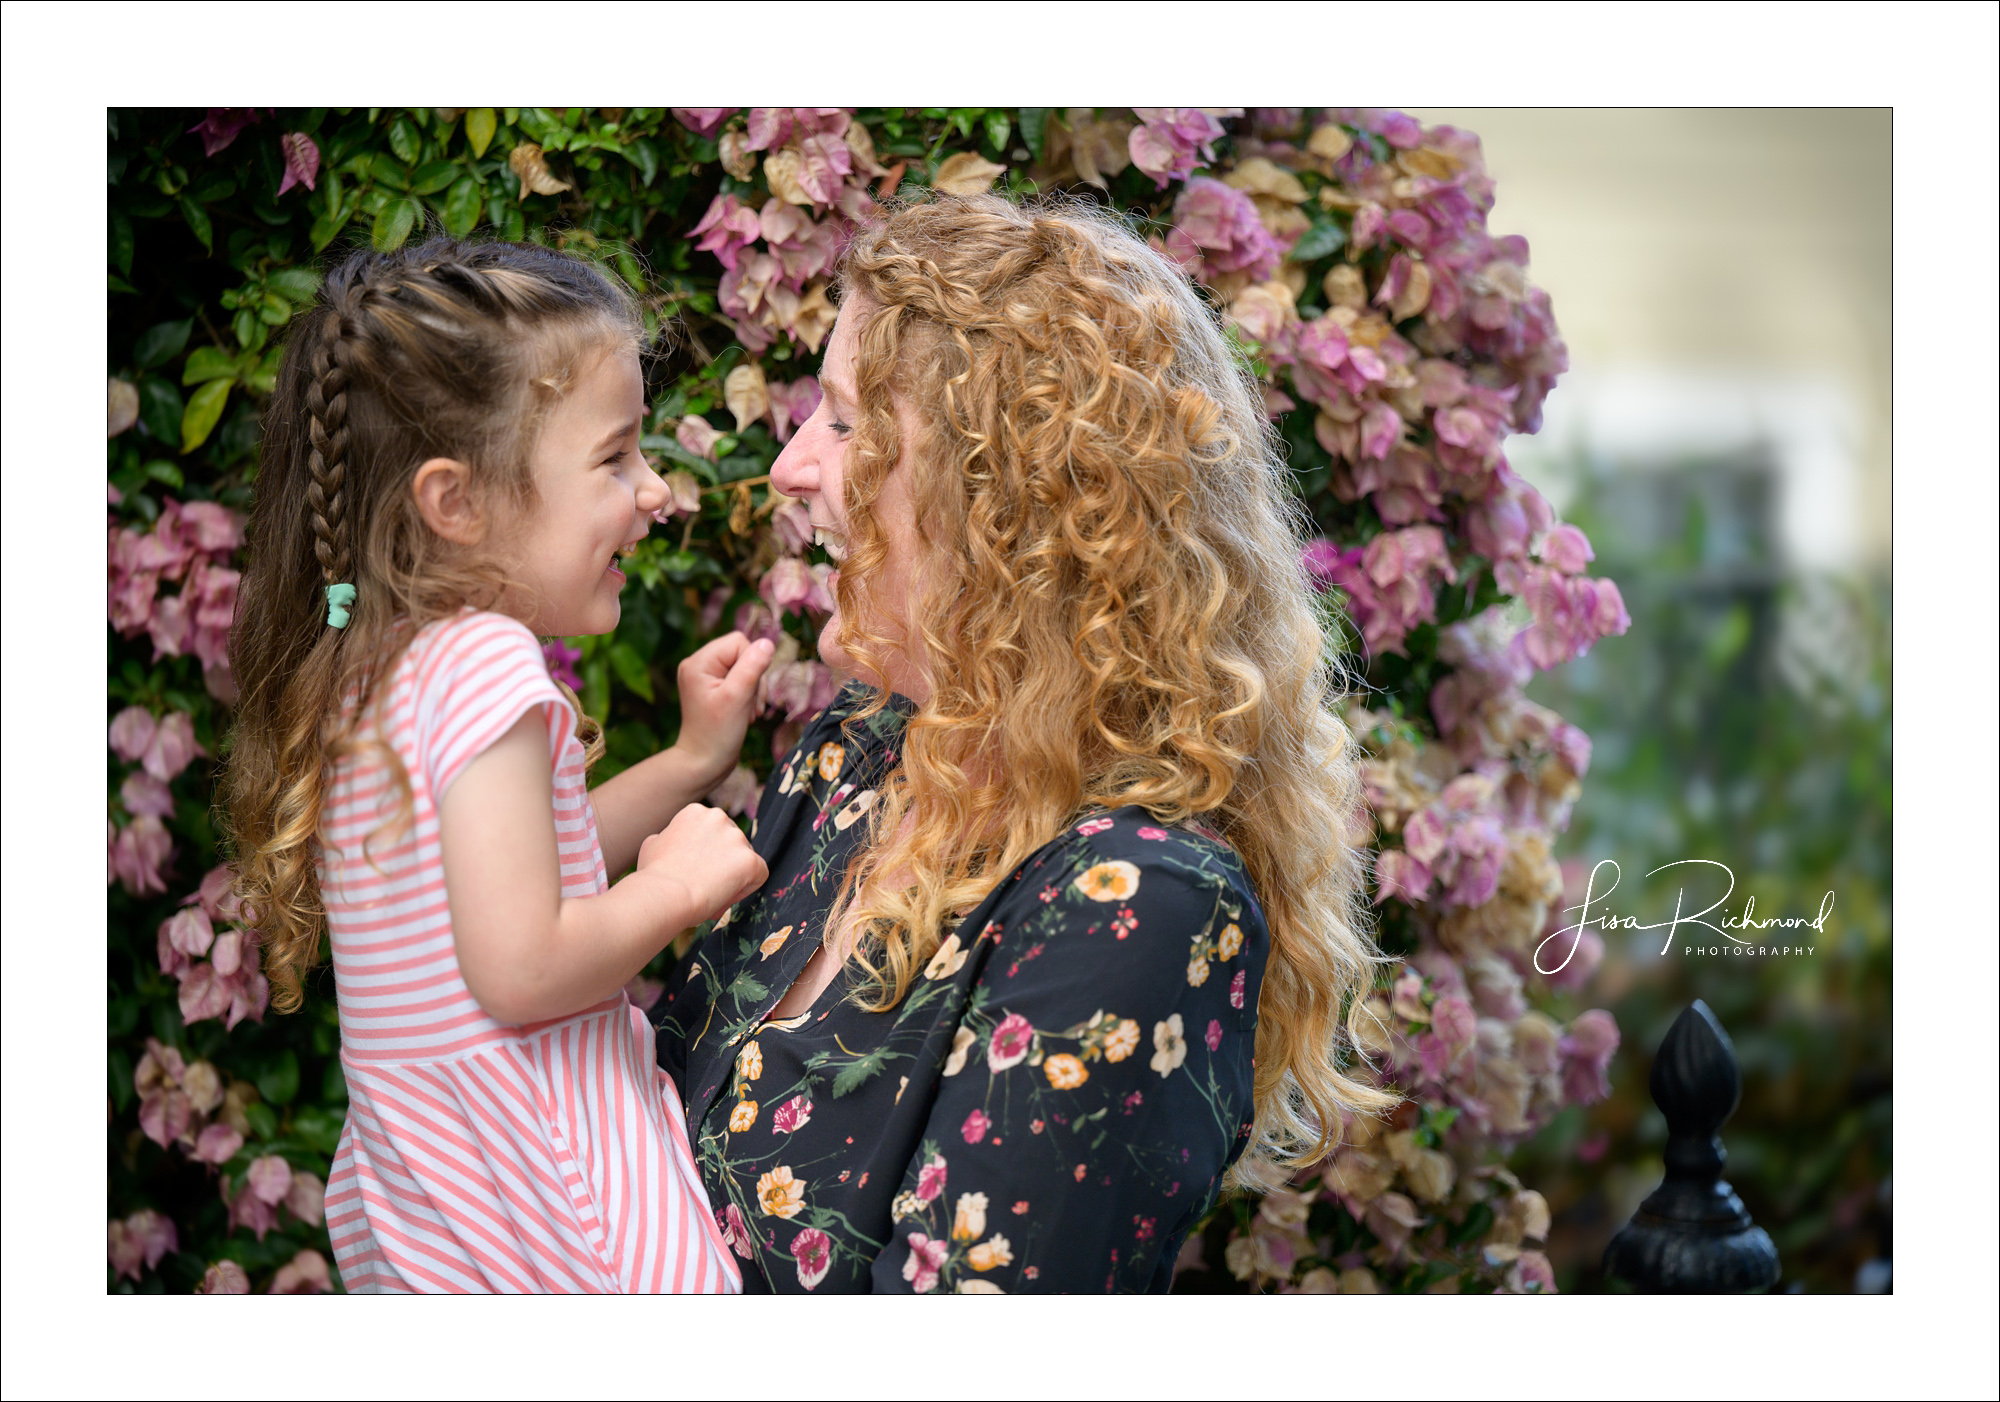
653, 684, 1268, 1293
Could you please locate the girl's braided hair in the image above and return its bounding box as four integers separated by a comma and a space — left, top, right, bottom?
223, 237, 642, 1011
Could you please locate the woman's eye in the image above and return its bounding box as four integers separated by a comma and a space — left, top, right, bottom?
830, 420, 853, 436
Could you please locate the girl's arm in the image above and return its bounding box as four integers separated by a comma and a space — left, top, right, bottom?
440, 708, 768, 1026
590, 631, 775, 875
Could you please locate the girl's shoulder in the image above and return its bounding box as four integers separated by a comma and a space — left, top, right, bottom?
381, 609, 564, 758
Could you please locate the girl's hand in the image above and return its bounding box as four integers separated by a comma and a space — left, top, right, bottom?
636, 803, 768, 921
673, 631, 776, 789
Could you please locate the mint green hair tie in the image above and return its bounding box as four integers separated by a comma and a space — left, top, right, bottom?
325, 582, 357, 629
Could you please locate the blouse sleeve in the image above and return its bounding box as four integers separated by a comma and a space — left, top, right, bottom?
869, 828, 1267, 1294
412, 611, 572, 800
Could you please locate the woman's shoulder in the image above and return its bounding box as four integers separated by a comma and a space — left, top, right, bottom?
983, 806, 1266, 956
1067, 808, 1256, 898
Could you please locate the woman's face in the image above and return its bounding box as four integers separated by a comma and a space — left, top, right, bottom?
771, 298, 932, 703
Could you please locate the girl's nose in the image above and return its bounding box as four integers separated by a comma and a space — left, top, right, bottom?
634, 453, 670, 516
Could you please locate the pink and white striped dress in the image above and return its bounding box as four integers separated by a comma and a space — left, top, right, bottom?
318, 610, 739, 1294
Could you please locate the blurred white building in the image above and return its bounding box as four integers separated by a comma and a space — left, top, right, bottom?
1412, 108, 1891, 574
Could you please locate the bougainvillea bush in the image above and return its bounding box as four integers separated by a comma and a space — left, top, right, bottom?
107, 106, 1626, 1293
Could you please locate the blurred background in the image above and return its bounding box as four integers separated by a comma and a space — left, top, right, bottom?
1408, 109, 1892, 1293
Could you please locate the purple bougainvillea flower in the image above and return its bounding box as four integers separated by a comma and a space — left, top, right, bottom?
187, 109, 263, 158
1129, 108, 1230, 188
542, 639, 583, 691
672, 108, 738, 140
277, 132, 320, 195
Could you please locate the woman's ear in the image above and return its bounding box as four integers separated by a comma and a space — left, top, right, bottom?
411, 458, 485, 545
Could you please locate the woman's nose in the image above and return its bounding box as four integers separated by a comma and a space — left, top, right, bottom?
771, 431, 816, 501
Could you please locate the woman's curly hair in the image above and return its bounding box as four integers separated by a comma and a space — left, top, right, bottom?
827, 194, 1395, 1183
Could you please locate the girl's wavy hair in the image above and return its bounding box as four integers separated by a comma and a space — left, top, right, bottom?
223, 236, 641, 1013
827, 193, 1396, 1183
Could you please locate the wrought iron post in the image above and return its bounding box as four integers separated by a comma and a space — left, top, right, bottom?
1602, 1000, 1781, 1292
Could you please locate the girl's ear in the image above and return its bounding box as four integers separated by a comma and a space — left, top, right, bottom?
412, 458, 485, 545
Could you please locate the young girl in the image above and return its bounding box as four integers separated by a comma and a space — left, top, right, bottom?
224, 238, 772, 1293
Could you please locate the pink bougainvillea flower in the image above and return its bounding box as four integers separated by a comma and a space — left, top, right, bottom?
196, 1260, 252, 1294
108, 1218, 146, 1282
706, 765, 762, 819
108, 706, 157, 763
744, 107, 796, 152
767, 377, 822, 443
128, 1209, 178, 1272
111, 815, 172, 896
961, 1108, 992, 1144
792, 1226, 832, 1290
163, 907, 216, 961
188, 109, 263, 157
139, 1086, 192, 1149
277, 132, 320, 195
672, 108, 738, 140
758, 557, 816, 615
901, 1231, 948, 1293
676, 415, 724, 462
191, 1122, 244, 1165
1431, 994, 1478, 1048
1128, 108, 1230, 187
142, 711, 202, 783
689, 194, 762, 272
285, 1172, 327, 1228
541, 638, 583, 691
1373, 849, 1433, 906
120, 770, 177, 819
1539, 523, 1595, 574
1165, 178, 1280, 283
270, 1248, 333, 1294
915, 1153, 948, 1203
177, 962, 231, 1024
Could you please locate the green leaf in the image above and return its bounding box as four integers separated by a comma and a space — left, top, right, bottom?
372, 197, 418, 252
466, 107, 497, 158
624, 136, 659, 187
292, 1104, 344, 1155
442, 175, 483, 238
138, 378, 184, 444
110, 208, 135, 277
144, 459, 185, 489
1018, 108, 1050, 160
256, 1049, 301, 1107
133, 318, 193, 370
387, 116, 423, 165
178, 194, 212, 254
258, 292, 292, 326
309, 206, 351, 253
245, 1102, 279, 1141
1290, 219, 1348, 263
582, 655, 611, 723
180, 378, 232, 453
181, 346, 239, 386
608, 641, 655, 702
266, 267, 322, 302
409, 159, 458, 196
984, 110, 1011, 153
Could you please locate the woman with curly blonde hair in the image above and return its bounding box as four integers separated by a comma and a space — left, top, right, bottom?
654, 193, 1391, 1294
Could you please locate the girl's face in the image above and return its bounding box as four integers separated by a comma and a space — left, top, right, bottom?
771, 299, 931, 703
504, 344, 667, 636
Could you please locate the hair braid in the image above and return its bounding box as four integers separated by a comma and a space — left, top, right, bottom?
304, 312, 353, 590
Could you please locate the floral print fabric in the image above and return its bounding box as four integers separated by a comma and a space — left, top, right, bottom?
654, 684, 1268, 1293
